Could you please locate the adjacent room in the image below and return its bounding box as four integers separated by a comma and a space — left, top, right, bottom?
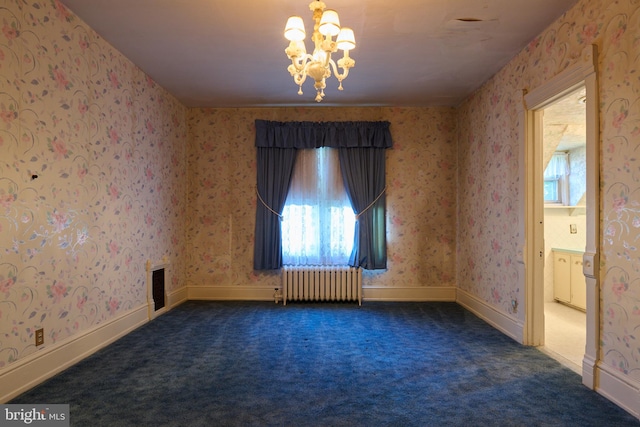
540, 87, 588, 373
1, 0, 639, 423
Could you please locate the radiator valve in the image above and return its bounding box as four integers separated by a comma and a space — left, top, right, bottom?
273, 288, 282, 304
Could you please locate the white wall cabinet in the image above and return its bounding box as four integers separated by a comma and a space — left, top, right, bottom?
553, 249, 586, 310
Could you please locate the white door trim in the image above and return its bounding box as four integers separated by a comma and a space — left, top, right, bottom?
522, 44, 599, 389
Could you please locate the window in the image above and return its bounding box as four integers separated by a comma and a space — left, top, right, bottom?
543, 178, 561, 203
544, 152, 569, 205
253, 119, 390, 271
281, 148, 355, 265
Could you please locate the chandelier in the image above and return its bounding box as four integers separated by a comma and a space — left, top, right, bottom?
284, 1, 356, 102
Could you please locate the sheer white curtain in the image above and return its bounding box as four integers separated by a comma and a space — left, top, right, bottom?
544, 152, 569, 179
282, 148, 355, 265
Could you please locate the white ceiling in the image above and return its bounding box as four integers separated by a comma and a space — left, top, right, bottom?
59, 0, 579, 108
544, 87, 586, 152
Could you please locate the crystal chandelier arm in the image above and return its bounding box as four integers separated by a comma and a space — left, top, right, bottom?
288, 53, 313, 74
327, 59, 345, 89
285, 41, 311, 72
292, 67, 308, 87
319, 40, 337, 67
287, 53, 317, 96
329, 51, 355, 89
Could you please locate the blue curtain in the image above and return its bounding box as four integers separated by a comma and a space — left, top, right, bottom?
253, 120, 392, 271
339, 147, 387, 270
255, 120, 392, 149
253, 147, 297, 270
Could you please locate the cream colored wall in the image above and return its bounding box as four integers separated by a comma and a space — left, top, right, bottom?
457, 0, 640, 401
0, 0, 188, 377
187, 108, 458, 297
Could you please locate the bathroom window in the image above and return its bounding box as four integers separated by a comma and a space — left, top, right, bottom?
544, 152, 569, 205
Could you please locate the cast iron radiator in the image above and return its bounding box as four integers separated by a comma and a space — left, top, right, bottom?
281, 266, 362, 305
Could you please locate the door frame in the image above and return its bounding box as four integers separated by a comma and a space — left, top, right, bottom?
522, 45, 600, 389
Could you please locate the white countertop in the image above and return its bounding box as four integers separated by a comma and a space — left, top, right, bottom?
552, 248, 584, 254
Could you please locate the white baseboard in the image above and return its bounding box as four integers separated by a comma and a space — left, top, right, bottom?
188, 286, 278, 301
187, 285, 457, 303
168, 287, 188, 307
456, 288, 524, 343
0, 304, 148, 403
596, 363, 640, 420
582, 352, 598, 389
362, 286, 456, 301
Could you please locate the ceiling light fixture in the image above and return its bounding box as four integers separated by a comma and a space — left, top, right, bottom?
284, 1, 356, 102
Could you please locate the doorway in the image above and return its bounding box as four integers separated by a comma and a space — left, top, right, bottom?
540, 87, 587, 373
523, 45, 599, 389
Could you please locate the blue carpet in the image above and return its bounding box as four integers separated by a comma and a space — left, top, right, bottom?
11, 301, 640, 426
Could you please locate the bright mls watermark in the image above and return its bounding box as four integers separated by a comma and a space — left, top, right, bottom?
0, 405, 69, 426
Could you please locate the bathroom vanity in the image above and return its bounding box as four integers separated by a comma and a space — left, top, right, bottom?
552, 248, 586, 311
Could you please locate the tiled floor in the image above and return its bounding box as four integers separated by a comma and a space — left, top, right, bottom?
542, 301, 586, 374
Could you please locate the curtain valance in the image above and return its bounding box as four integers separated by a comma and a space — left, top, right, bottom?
255, 120, 393, 149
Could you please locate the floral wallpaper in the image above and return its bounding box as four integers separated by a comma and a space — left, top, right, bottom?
5, 0, 639, 406
457, 0, 640, 383
0, 0, 188, 369
187, 107, 458, 291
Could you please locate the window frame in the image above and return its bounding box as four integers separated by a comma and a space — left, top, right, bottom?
544, 152, 570, 206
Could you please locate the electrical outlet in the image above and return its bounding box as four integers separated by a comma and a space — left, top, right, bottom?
35, 328, 44, 346
570, 224, 577, 234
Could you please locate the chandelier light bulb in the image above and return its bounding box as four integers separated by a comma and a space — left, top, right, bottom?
283, 1, 356, 102
292, 40, 307, 55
